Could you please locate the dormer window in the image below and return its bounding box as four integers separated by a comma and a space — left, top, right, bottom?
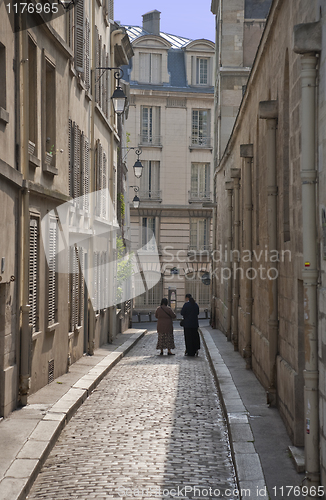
139, 52, 162, 84
197, 58, 208, 85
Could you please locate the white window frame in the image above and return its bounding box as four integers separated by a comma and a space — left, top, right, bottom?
191, 109, 210, 147
140, 106, 161, 146
190, 218, 209, 251
190, 163, 210, 200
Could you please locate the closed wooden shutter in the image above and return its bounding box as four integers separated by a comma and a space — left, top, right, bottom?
95, 26, 100, 104
99, 35, 103, 108
102, 44, 106, 112
74, 124, 81, 202
85, 17, 90, 90
74, 0, 85, 73
78, 247, 84, 325
84, 137, 90, 211
68, 119, 74, 198
151, 54, 161, 84
29, 218, 38, 333
139, 53, 150, 83
105, 53, 109, 117
102, 151, 107, 218
48, 220, 57, 325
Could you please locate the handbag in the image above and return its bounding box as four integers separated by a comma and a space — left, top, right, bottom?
180, 319, 185, 327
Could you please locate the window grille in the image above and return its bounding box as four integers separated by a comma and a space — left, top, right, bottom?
134, 273, 162, 307
185, 271, 210, 306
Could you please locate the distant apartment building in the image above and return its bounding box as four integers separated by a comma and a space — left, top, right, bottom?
123, 10, 215, 312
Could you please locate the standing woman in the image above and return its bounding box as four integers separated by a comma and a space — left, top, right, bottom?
181, 293, 200, 356
155, 298, 177, 355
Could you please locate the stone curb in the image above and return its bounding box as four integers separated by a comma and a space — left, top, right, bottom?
0, 329, 146, 500
200, 327, 267, 500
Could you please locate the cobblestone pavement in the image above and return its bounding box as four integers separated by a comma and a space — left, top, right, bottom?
27, 326, 239, 500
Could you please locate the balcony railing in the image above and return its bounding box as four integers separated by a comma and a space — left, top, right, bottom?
139, 190, 162, 201
139, 134, 162, 147
190, 136, 212, 148
188, 190, 212, 202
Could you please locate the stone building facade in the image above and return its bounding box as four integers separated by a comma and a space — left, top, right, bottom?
211, 0, 326, 490
0, 1, 133, 416
123, 11, 215, 313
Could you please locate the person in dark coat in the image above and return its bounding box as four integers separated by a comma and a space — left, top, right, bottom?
181, 293, 200, 356
155, 298, 177, 355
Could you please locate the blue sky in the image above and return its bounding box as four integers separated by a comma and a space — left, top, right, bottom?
114, 0, 215, 43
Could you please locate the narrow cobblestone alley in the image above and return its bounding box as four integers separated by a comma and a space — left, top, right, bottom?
27, 325, 239, 500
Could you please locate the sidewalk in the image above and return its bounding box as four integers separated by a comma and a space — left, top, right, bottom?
0, 328, 146, 500
200, 322, 304, 499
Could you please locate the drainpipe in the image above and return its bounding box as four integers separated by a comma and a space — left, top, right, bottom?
240, 144, 253, 369
88, 0, 96, 355
231, 168, 241, 350
293, 21, 321, 492
225, 180, 233, 341
259, 100, 278, 407
19, 15, 31, 405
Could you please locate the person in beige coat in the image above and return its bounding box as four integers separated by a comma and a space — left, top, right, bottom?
155, 298, 177, 355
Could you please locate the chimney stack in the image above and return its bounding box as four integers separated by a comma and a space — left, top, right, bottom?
142, 10, 161, 35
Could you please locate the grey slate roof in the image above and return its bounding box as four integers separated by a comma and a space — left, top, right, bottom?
244, 0, 272, 19
122, 25, 214, 94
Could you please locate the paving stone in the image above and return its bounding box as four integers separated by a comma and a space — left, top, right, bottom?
27, 329, 239, 500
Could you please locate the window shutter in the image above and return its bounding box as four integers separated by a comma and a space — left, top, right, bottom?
29, 218, 38, 332
95, 26, 100, 104
105, 53, 109, 117
191, 56, 196, 85
48, 220, 57, 325
75, 246, 80, 328
74, 0, 85, 73
190, 219, 197, 249
102, 151, 107, 218
93, 252, 98, 311
99, 35, 103, 109
70, 246, 76, 331
74, 124, 81, 203
191, 164, 198, 194
154, 107, 160, 141
152, 161, 160, 193
151, 54, 161, 84
84, 137, 90, 211
139, 53, 150, 83
85, 17, 90, 90
102, 44, 106, 111
68, 119, 74, 198
140, 160, 149, 193
78, 247, 84, 325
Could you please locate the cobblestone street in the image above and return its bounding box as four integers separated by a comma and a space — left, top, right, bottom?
27, 326, 239, 500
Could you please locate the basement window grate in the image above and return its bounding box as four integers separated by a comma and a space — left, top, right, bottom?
48, 359, 54, 384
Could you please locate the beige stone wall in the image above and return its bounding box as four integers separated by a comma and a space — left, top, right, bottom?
213, 0, 317, 446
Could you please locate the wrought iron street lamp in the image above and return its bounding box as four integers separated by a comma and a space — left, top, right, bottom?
96, 67, 127, 116
122, 147, 143, 179
129, 186, 140, 208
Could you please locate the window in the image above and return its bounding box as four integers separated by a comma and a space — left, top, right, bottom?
69, 120, 90, 210
48, 219, 58, 326
0, 42, 6, 110
197, 57, 208, 85
74, 0, 84, 73
29, 217, 39, 333
85, 18, 90, 90
140, 161, 160, 199
95, 140, 108, 218
134, 272, 163, 307
191, 110, 210, 147
45, 59, 56, 158
141, 217, 156, 251
69, 245, 83, 332
140, 106, 161, 146
185, 271, 210, 306
95, 28, 109, 117
28, 37, 37, 150
190, 163, 210, 201
139, 52, 162, 84
190, 218, 209, 251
